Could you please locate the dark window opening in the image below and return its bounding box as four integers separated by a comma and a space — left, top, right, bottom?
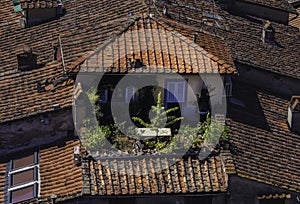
11, 169, 34, 186
10, 185, 35, 203
17, 53, 37, 71
24, 7, 66, 27
12, 154, 35, 170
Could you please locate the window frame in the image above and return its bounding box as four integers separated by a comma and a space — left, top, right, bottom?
7, 152, 40, 204
166, 80, 187, 103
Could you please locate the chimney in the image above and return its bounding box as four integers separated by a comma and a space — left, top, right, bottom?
288, 96, 300, 133
193, 33, 197, 43
17, 45, 37, 71
262, 21, 275, 43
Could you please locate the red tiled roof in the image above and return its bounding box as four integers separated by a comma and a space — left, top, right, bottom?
80, 17, 236, 74
0, 0, 148, 123
154, 0, 300, 79
39, 140, 83, 202
227, 82, 300, 192
0, 142, 233, 203
87, 154, 229, 196
0, 0, 235, 124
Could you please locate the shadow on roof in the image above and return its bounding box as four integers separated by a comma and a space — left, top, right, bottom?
227, 79, 270, 131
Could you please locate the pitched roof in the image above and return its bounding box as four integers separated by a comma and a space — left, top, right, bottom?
39, 140, 83, 202
80, 16, 236, 74
154, 0, 300, 79
85, 154, 229, 196
0, 0, 147, 123
227, 81, 300, 192
0, 140, 232, 203
0, 0, 235, 124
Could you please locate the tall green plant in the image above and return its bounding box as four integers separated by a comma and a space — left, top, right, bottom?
86, 87, 102, 118
132, 92, 183, 129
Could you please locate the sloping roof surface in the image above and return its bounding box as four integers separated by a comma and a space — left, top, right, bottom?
0, 0, 147, 123
154, 0, 300, 79
0, 140, 82, 204
227, 81, 300, 192
87, 154, 229, 195
0, 0, 235, 124
80, 17, 236, 74
39, 140, 83, 202
0, 142, 232, 202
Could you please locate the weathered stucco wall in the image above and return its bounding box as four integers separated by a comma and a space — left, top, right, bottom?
0, 109, 74, 155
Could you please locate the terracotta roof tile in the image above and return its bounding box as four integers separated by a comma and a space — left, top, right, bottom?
154, 0, 300, 79
80, 17, 236, 74
258, 193, 292, 199
87, 155, 228, 196
39, 140, 83, 202
0, 0, 148, 123
227, 81, 300, 192
0, 0, 235, 124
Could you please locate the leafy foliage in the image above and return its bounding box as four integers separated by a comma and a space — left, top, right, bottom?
144, 113, 229, 153
132, 92, 183, 129
199, 113, 229, 146
81, 119, 110, 152
86, 87, 102, 118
